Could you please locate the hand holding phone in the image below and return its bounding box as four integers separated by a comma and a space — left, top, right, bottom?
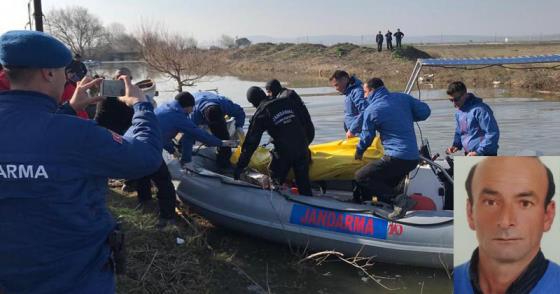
115, 76, 147, 107
100, 80, 126, 97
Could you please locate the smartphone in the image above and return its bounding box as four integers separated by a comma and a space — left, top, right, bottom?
100, 80, 125, 97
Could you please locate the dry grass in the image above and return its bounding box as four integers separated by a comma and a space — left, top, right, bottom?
216, 42, 560, 92
106, 188, 317, 293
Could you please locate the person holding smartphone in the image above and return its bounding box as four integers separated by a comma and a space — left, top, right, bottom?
0, 30, 162, 293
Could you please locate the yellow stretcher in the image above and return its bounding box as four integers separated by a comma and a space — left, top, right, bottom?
230, 137, 384, 181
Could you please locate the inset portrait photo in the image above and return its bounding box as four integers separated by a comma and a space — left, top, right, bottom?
454, 157, 560, 293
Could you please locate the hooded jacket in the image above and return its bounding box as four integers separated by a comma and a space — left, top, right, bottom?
276, 88, 315, 144
452, 93, 499, 155
191, 91, 245, 128
237, 95, 310, 171
356, 87, 431, 160
155, 100, 222, 163
343, 76, 368, 132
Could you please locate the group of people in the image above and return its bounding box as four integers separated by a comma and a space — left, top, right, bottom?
329, 69, 499, 218
376, 28, 405, 52
0, 29, 323, 294
0, 29, 502, 293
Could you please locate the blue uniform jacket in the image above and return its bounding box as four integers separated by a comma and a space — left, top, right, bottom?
356, 87, 431, 160
453, 93, 499, 155
454, 260, 560, 293
0, 90, 162, 293
191, 91, 245, 128
343, 77, 368, 132
155, 101, 222, 159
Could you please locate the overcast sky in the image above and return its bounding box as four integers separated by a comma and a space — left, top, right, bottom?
3, 0, 560, 43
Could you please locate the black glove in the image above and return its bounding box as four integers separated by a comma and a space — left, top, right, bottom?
233, 167, 242, 180
354, 151, 363, 160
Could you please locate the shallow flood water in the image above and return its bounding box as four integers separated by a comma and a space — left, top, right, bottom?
94, 63, 560, 293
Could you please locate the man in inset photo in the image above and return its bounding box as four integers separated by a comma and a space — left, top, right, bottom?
454, 157, 560, 293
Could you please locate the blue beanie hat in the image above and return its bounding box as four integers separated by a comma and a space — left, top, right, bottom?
0, 30, 72, 68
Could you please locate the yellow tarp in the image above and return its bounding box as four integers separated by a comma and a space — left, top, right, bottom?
231, 137, 384, 181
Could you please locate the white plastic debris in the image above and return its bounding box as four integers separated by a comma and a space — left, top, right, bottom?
176, 237, 185, 245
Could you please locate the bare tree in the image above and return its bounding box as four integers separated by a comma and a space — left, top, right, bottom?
138, 24, 217, 92
220, 34, 236, 49
107, 22, 126, 37
46, 6, 107, 57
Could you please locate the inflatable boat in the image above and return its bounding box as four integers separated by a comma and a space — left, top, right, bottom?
166, 144, 453, 269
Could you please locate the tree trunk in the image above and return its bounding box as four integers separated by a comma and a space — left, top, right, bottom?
175, 77, 182, 92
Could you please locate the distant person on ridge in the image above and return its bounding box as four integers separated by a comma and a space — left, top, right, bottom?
376, 31, 384, 52
394, 29, 405, 48
445, 81, 500, 156
385, 30, 393, 51
329, 70, 368, 136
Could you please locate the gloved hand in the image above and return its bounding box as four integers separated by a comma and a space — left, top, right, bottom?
233, 167, 243, 180
235, 127, 245, 139
222, 140, 239, 148
163, 143, 176, 154
354, 151, 363, 160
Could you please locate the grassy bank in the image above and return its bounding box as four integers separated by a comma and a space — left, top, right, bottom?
219, 42, 560, 92
107, 186, 451, 293
106, 188, 340, 293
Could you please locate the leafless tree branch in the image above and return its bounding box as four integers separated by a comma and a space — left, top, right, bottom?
138, 24, 218, 92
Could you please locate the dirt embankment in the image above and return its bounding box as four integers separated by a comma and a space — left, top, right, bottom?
215, 42, 560, 91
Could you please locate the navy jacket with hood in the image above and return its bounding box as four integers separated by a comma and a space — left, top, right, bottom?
343, 76, 368, 132
154, 100, 222, 162
452, 93, 499, 155
191, 91, 245, 129
0, 90, 162, 293
356, 87, 431, 160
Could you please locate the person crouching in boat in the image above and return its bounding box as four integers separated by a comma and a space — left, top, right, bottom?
351, 78, 431, 219
234, 86, 313, 196
445, 81, 500, 156
265, 79, 315, 144
188, 91, 246, 168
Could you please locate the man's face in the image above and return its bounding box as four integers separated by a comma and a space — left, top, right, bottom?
467, 157, 555, 265
184, 106, 193, 114
449, 92, 467, 108
330, 77, 348, 94
363, 84, 373, 98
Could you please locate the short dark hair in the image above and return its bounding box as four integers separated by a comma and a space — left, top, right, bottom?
366, 78, 384, 90
3, 66, 38, 84
447, 81, 467, 96
175, 91, 195, 107
329, 70, 349, 81
465, 158, 556, 207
